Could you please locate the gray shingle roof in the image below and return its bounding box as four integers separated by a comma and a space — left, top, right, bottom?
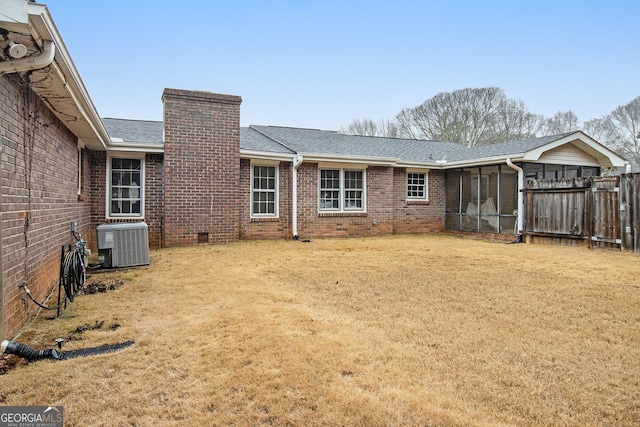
245, 126, 580, 166
99, 117, 600, 167
449, 132, 575, 162
240, 127, 295, 155
247, 125, 464, 165
102, 118, 163, 144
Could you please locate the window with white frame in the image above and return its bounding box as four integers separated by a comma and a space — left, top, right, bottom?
251, 164, 278, 217
319, 168, 365, 211
108, 156, 144, 217
407, 171, 428, 200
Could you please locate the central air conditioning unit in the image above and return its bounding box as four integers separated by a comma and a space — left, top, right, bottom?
97, 222, 150, 268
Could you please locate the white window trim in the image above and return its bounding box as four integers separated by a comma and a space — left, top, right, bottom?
250, 162, 279, 218
318, 167, 367, 212
106, 153, 145, 219
406, 169, 429, 201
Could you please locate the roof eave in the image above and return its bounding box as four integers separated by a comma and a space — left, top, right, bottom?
301, 153, 398, 166
395, 161, 439, 169
107, 143, 164, 154
439, 155, 526, 169
25, 3, 109, 150
240, 149, 296, 162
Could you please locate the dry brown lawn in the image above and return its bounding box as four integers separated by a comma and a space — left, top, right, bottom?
1, 234, 639, 426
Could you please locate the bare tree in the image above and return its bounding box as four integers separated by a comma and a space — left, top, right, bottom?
582, 117, 617, 143
540, 110, 579, 135
607, 96, 640, 169
393, 87, 541, 147
340, 118, 399, 137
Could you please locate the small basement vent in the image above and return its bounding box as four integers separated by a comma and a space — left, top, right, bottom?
97, 223, 150, 268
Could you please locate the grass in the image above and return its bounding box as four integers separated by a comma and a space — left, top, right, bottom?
1, 234, 639, 426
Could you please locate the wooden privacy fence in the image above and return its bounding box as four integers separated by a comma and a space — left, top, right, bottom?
523, 173, 640, 252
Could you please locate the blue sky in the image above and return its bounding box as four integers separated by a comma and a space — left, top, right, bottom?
45, 0, 639, 130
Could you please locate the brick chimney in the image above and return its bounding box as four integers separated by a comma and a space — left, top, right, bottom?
162, 88, 242, 246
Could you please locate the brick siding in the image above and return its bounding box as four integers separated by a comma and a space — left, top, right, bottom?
89, 151, 164, 250
392, 168, 445, 234
162, 89, 242, 246
283, 163, 445, 239
0, 74, 93, 338
239, 159, 292, 240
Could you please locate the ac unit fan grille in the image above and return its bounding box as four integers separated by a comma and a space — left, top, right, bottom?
113, 227, 149, 267
96, 223, 149, 268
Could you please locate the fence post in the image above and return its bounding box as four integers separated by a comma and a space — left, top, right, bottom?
620, 174, 631, 251
584, 179, 596, 249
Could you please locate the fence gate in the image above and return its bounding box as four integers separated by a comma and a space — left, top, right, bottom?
523, 177, 591, 245
524, 174, 640, 252
590, 178, 620, 249
620, 173, 640, 253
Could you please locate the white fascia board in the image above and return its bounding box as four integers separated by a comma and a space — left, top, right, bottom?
28, 3, 110, 150
240, 150, 296, 162
439, 155, 526, 169
395, 161, 438, 169
107, 144, 164, 154
300, 153, 398, 166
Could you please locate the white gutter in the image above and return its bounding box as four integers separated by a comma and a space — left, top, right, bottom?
506, 158, 524, 235
239, 150, 295, 162
107, 143, 165, 154
301, 153, 397, 166
0, 39, 54, 74
292, 154, 303, 239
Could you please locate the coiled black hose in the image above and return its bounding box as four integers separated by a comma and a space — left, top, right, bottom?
62, 248, 86, 302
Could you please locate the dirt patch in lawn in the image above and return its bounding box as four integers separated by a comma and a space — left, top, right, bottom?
1, 235, 639, 426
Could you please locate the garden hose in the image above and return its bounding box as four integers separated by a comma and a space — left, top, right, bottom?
20, 283, 62, 311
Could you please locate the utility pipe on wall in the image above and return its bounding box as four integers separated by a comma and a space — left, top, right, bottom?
0, 40, 55, 74
291, 154, 303, 239
506, 158, 524, 235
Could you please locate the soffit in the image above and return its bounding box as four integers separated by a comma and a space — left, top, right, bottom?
0, 3, 109, 150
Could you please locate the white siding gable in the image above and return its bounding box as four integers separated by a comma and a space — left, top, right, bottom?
536, 143, 600, 166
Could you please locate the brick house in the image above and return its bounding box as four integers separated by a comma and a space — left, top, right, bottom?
0, 2, 628, 338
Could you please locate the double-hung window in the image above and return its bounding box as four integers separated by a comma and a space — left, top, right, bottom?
319, 168, 365, 212
251, 164, 278, 217
406, 171, 428, 201
108, 156, 144, 217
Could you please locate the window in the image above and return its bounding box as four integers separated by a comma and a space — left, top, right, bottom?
251, 165, 278, 217
407, 171, 428, 200
108, 156, 143, 217
319, 168, 365, 211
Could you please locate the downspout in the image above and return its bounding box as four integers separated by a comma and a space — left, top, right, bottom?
506, 158, 524, 239
291, 154, 304, 239
0, 40, 55, 74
